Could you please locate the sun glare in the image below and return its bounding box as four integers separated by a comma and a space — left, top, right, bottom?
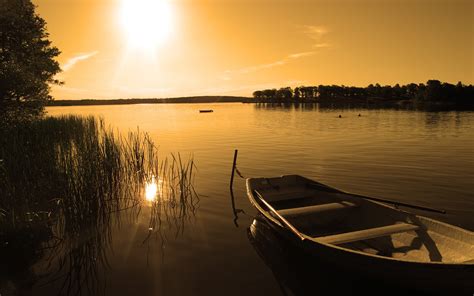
120, 0, 173, 51
145, 176, 158, 201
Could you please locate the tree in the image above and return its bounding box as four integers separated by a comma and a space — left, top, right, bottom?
251, 80, 473, 107
424, 80, 442, 101
300, 86, 315, 100
0, 0, 61, 124
252, 90, 263, 101
406, 83, 418, 99
276, 87, 293, 102
293, 87, 301, 100
262, 89, 277, 101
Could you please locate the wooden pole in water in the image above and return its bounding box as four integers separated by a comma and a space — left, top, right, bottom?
229, 149, 243, 227
230, 149, 238, 190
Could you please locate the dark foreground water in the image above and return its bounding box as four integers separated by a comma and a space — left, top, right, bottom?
6, 103, 474, 295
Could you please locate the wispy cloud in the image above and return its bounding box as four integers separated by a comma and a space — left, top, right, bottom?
313, 43, 331, 49
221, 24, 331, 80
62, 51, 99, 71
223, 51, 316, 78
287, 51, 315, 59
303, 25, 328, 40
301, 25, 332, 49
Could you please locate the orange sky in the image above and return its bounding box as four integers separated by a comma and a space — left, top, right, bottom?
35, 0, 473, 100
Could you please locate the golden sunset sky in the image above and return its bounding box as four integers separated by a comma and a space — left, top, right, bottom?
35, 0, 473, 100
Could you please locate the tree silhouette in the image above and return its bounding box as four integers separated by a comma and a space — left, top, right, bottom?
252, 90, 264, 102
293, 87, 301, 100
252, 80, 473, 107
276, 87, 293, 102
424, 80, 442, 101
0, 0, 61, 125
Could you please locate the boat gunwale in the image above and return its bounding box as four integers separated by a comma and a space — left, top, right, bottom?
246, 176, 474, 267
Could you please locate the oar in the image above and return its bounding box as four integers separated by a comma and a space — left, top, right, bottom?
253, 190, 306, 241
307, 183, 446, 214
344, 192, 447, 214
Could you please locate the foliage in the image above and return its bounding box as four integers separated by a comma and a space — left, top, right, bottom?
252, 80, 474, 106
0, 0, 61, 125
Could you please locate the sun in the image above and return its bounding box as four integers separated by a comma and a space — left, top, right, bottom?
120, 0, 173, 51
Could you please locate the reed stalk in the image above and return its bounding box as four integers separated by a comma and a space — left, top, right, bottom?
0, 115, 199, 295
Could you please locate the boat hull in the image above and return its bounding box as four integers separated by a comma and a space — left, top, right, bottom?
260, 213, 473, 294
246, 175, 474, 295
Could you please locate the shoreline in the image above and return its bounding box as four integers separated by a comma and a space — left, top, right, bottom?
47, 96, 252, 106
47, 96, 474, 111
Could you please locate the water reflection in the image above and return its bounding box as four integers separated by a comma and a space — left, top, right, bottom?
255, 102, 322, 111
37, 104, 474, 295
0, 116, 199, 295
145, 176, 159, 202
21, 162, 198, 295
32, 164, 197, 295
229, 187, 245, 227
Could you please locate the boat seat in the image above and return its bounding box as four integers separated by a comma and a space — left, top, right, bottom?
278, 201, 358, 217
316, 223, 420, 245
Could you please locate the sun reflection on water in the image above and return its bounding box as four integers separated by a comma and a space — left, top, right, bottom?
145, 176, 158, 201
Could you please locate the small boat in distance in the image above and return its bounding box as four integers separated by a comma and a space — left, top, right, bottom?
199, 109, 213, 113
246, 175, 474, 294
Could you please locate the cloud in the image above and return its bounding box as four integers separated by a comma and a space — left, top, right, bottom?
303, 25, 328, 40
224, 51, 316, 77
299, 25, 333, 49
221, 25, 331, 80
62, 51, 99, 71
313, 43, 331, 48
287, 51, 316, 59
238, 60, 286, 74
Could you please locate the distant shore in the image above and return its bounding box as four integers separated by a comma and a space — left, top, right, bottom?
47, 96, 252, 106
47, 95, 474, 111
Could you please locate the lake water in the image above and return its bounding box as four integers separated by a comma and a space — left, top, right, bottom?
30, 103, 474, 295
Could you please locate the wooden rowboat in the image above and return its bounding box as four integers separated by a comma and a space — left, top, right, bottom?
246, 175, 474, 293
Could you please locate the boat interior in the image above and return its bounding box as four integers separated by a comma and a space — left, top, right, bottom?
248, 175, 474, 264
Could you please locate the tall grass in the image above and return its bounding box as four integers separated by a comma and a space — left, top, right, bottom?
0, 115, 198, 294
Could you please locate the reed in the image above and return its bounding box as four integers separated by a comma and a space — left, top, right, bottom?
0, 115, 198, 294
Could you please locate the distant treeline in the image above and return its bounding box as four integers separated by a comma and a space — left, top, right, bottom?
252, 80, 473, 107
46, 82, 473, 108
48, 96, 250, 106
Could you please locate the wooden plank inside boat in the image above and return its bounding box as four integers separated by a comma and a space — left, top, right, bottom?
315, 223, 420, 245
278, 201, 358, 217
